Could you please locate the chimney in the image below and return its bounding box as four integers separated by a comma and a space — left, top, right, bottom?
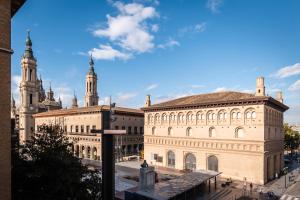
255, 76, 265, 96
276, 91, 283, 103
145, 95, 151, 107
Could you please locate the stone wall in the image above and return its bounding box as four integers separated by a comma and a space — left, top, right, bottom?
0, 0, 12, 199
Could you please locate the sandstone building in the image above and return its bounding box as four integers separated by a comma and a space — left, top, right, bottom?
18, 31, 62, 144
34, 105, 144, 160
15, 33, 144, 160
142, 77, 288, 184
0, 1, 25, 199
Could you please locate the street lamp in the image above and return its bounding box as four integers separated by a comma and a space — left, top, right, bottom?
283, 166, 288, 188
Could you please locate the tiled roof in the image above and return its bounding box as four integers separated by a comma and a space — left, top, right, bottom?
142, 91, 289, 111
33, 105, 144, 118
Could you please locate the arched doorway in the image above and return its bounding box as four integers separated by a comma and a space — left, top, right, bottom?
87, 146, 91, 159
167, 151, 175, 168
75, 145, 79, 157
207, 155, 218, 172
185, 153, 196, 171
92, 147, 97, 160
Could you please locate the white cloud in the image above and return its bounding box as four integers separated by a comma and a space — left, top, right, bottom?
158, 38, 180, 49
99, 96, 110, 105
151, 24, 159, 32
272, 63, 300, 79
145, 83, 159, 91
53, 85, 74, 108
206, 0, 223, 13
285, 104, 300, 124
288, 80, 300, 92
178, 22, 206, 37
117, 92, 138, 101
213, 87, 228, 92
11, 75, 21, 105
93, 1, 158, 53
194, 23, 206, 33
89, 44, 132, 61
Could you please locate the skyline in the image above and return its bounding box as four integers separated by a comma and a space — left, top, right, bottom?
11, 0, 300, 124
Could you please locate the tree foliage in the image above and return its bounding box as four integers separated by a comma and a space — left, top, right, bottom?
284, 123, 300, 155
12, 124, 102, 200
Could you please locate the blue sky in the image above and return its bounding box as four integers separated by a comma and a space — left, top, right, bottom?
11, 0, 300, 123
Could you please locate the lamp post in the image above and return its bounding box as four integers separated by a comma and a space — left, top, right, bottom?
91, 97, 126, 200
283, 166, 288, 188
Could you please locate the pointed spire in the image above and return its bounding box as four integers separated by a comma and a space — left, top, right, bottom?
24, 29, 35, 59
88, 53, 96, 76
72, 90, 78, 108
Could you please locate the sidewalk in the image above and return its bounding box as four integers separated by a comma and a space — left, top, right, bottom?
262, 160, 300, 197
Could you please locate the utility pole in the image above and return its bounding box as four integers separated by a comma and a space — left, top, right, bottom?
91, 96, 125, 200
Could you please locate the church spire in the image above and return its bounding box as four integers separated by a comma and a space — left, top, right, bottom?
23, 30, 35, 59
88, 54, 96, 75
72, 91, 78, 108
11, 93, 16, 108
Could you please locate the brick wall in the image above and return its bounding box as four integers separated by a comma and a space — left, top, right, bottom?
0, 0, 12, 199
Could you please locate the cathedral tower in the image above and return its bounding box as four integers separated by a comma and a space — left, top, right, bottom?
84, 55, 99, 107
19, 31, 39, 144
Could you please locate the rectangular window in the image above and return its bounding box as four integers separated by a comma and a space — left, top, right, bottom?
70, 125, 73, 133
128, 126, 132, 134
140, 127, 144, 134
151, 153, 158, 160
134, 127, 138, 134
29, 69, 32, 81
81, 125, 84, 133
86, 125, 90, 133
29, 94, 33, 105
92, 125, 96, 131
64, 125, 67, 132
75, 125, 78, 133
122, 126, 125, 130
115, 126, 119, 130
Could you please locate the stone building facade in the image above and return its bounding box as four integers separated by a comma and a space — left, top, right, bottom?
0, 1, 25, 199
34, 106, 144, 161
142, 77, 288, 184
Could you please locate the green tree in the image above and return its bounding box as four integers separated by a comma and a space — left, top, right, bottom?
284, 123, 300, 156
12, 124, 102, 200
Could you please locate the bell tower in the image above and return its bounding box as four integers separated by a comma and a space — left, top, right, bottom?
84, 55, 99, 107
19, 31, 39, 144
255, 76, 265, 96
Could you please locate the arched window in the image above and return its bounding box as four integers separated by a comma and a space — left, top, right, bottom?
162, 113, 167, 123
187, 112, 193, 122
212, 113, 216, 120
170, 113, 175, 123
251, 111, 256, 118
209, 127, 216, 137
237, 112, 241, 119
207, 155, 218, 172
168, 127, 173, 136
232, 112, 237, 119
246, 112, 251, 119
178, 113, 184, 123
148, 114, 152, 124
167, 151, 175, 168
224, 113, 228, 119
235, 127, 244, 138
154, 114, 160, 124
152, 127, 156, 135
185, 153, 196, 171
219, 113, 224, 119
208, 113, 212, 120
186, 127, 192, 137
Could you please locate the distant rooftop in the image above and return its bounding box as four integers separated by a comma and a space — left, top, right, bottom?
142, 91, 289, 112
33, 105, 144, 118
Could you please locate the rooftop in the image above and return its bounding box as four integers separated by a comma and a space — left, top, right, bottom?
142, 91, 289, 112
33, 105, 144, 118
135, 170, 221, 200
